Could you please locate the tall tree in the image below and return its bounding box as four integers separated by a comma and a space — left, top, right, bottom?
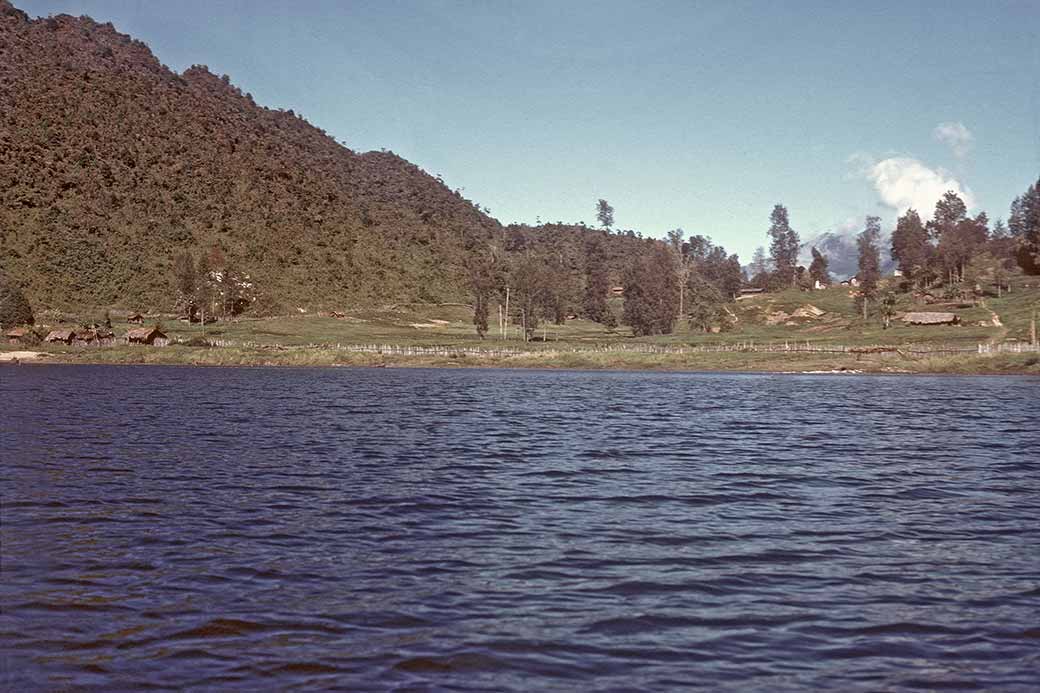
890, 209, 931, 290
596, 199, 615, 230
195, 252, 213, 328
1009, 176, 1040, 275
582, 234, 611, 323
469, 252, 496, 339
808, 247, 831, 287
767, 205, 800, 287
173, 251, 197, 320
856, 216, 882, 319
621, 242, 679, 336
667, 228, 693, 318
926, 191, 970, 285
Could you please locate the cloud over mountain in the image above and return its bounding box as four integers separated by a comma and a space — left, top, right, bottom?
865, 157, 974, 218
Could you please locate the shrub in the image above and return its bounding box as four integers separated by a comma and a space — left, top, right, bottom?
0, 274, 34, 328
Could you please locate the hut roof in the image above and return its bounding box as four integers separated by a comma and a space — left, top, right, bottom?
127, 326, 167, 340
902, 311, 959, 325
45, 329, 75, 341
5, 327, 32, 338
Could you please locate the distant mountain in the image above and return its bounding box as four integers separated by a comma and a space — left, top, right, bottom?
800, 230, 895, 281
0, 1, 501, 310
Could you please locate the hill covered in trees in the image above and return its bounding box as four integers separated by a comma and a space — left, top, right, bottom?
1, 1, 503, 310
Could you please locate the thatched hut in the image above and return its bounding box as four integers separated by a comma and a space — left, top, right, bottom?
126, 326, 167, 345
44, 329, 75, 344
902, 312, 960, 326
73, 328, 98, 344
126, 313, 144, 324
5, 327, 39, 345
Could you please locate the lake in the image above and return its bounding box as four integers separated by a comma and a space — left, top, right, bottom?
1, 365, 1038, 690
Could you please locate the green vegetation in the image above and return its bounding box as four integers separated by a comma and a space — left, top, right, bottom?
1, 4, 1037, 377
0, 273, 34, 328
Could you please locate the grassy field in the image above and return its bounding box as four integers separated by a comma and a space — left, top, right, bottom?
6, 277, 1039, 374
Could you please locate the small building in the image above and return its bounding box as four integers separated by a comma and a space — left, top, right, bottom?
736, 287, 765, 301
126, 313, 144, 324
610, 286, 625, 297
126, 326, 167, 345
902, 312, 960, 326
840, 276, 860, 287
73, 329, 98, 344
44, 329, 75, 344
5, 327, 38, 345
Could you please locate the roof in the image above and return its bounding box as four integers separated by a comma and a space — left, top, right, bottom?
45, 329, 75, 341
902, 312, 959, 325
4, 327, 32, 337
127, 326, 166, 339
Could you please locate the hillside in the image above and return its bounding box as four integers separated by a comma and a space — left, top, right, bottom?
0, 1, 501, 310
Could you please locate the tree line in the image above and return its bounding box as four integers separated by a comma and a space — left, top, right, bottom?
467, 199, 743, 339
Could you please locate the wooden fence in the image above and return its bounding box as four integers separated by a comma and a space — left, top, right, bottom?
180, 340, 1039, 358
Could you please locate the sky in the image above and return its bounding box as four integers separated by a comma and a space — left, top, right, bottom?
20, 0, 1040, 261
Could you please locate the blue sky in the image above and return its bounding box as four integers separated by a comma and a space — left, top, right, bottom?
21, 0, 1040, 260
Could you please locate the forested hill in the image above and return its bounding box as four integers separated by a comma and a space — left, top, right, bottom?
0, 1, 503, 310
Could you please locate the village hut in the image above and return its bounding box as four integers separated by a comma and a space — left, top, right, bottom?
126, 313, 144, 324
73, 328, 98, 345
44, 329, 75, 344
126, 326, 167, 345
902, 312, 960, 326
5, 327, 39, 345
610, 286, 625, 297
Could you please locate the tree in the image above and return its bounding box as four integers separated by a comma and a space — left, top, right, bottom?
583, 234, 611, 323
469, 253, 496, 339
890, 209, 931, 290
173, 250, 197, 320
686, 274, 724, 332
621, 242, 679, 336
748, 246, 771, 288
667, 228, 693, 318
0, 273, 33, 328
510, 253, 551, 341
767, 205, 800, 287
596, 199, 614, 230
926, 191, 984, 286
195, 252, 213, 329
856, 216, 882, 320
808, 247, 831, 287
1009, 177, 1040, 275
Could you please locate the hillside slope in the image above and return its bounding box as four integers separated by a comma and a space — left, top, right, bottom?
0, 1, 500, 310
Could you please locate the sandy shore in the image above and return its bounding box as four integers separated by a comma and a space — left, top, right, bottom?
0, 351, 47, 362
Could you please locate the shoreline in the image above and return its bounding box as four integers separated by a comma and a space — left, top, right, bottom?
4, 347, 1037, 376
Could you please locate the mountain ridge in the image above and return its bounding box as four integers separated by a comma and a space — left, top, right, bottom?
1, 1, 502, 310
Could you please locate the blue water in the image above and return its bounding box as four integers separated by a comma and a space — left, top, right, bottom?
1, 365, 1038, 690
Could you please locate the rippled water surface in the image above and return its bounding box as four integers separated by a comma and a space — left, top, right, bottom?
2, 365, 1038, 690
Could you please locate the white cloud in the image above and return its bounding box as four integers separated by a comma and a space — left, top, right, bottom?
866, 157, 974, 217
932, 121, 974, 159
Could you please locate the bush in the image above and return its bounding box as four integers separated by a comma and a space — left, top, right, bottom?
0, 274, 34, 328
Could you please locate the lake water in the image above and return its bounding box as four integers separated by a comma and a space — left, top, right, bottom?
1, 365, 1038, 691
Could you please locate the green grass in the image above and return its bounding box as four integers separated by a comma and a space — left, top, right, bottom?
7, 279, 1038, 374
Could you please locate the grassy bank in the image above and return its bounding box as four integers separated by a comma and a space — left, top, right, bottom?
12, 342, 1038, 375
6, 280, 1038, 375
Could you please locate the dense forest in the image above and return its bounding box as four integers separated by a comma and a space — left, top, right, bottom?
1, 1, 1038, 337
